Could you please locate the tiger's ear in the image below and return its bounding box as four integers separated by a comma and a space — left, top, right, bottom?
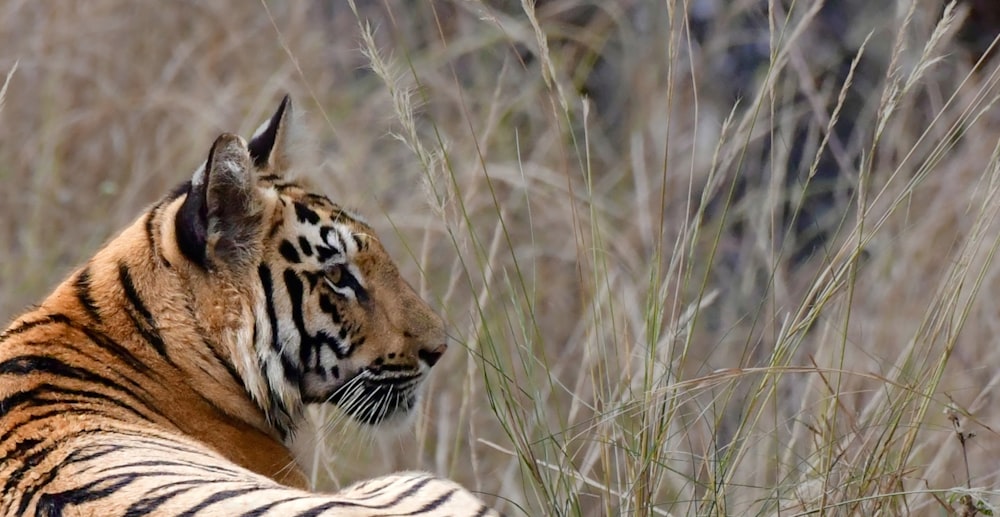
176, 133, 263, 270
247, 95, 293, 173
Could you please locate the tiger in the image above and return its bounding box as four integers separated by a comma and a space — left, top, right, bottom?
0, 96, 499, 516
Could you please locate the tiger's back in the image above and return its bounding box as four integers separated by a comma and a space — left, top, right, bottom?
0, 97, 497, 516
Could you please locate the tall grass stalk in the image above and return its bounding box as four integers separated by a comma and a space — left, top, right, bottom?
0, 60, 15, 115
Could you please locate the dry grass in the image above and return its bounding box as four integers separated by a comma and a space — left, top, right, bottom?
2, 1, 1000, 515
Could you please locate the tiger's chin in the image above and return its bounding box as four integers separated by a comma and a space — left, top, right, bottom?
343, 391, 419, 428
323, 377, 424, 430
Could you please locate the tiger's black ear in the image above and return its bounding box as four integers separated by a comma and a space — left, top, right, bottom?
176, 133, 263, 270
247, 95, 293, 172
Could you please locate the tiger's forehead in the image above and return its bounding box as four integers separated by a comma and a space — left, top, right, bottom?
260, 176, 367, 226
261, 177, 375, 263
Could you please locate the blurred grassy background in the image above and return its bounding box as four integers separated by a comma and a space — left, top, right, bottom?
3, 1, 1000, 515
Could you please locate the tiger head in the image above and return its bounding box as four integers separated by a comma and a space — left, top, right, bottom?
170, 97, 447, 435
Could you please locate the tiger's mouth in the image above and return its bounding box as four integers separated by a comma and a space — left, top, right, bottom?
327, 373, 422, 426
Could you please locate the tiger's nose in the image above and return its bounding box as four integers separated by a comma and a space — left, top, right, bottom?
418, 343, 447, 367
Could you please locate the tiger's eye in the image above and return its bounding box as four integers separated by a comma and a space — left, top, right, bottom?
327, 264, 343, 284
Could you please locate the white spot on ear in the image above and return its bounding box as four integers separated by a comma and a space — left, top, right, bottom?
221, 159, 245, 178
191, 162, 207, 187
251, 118, 271, 141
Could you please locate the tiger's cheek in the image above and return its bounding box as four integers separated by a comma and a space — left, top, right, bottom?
295, 287, 355, 398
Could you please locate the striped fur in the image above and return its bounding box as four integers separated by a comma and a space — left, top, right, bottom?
0, 97, 497, 516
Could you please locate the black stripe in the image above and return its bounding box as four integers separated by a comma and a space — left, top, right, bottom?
328, 208, 355, 224
279, 240, 301, 263
73, 323, 152, 375
328, 268, 369, 304
146, 203, 173, 269
472, 504, 494, 517
2, 435, 215, 515
348, 478, 377, 493
387, 475, 436, 506
32, 466, 230, 515
59, 440, 122, 465
298, 236, 313, 257
3, 439, 64, 498
296, 476, 436, 517
279, 352, 301, 389
302, 271, 320, 291
413, 487, 459, 513
293, 501, 354, 517
35, 474, 140, 515
258, 264, 294, 435
0, 383, 158, 424
315, 245, 336, 262
303, 193, 333, 206
207, 341, 245, 391
90, 436, 205, 458
0, 355, 127, 395
95, 458, 244, 478
243, 496, 308, 517
118, 263, 174, 365
128, 477, 207, 495
73, 267, 102, 323
10, 428, 122, 513
125, 485, 199, 516
319, 226, 334, 246
293, 202, 320, 224
179, 487, 262, 516
283, 269, 313, 373
258, 265, 281, 356
0, 407, 105, 447
0, 314, 65, 341
5, 313, 151, 376
318, 294, 342, 324
3, 436, 44, 465
12, 337, 157, 402
343, 476, 394, 497
177, 298, 245, 392
286, 268, 353, 360
58, 433, 209, 463
144, 209, 158, 259
117, 262, 156, 329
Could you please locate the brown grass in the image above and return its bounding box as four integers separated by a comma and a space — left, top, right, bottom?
2, 1, 1000, 515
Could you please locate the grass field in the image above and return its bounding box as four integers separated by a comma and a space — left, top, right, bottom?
2, 1, 1000, 515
